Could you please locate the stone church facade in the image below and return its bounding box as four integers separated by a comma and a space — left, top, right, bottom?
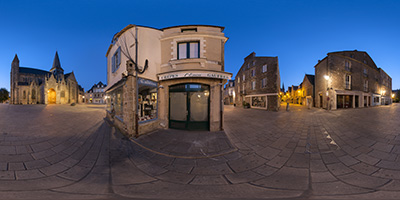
10, 52, 80, 104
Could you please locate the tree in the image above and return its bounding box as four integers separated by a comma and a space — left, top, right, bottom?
0, 88, 9, 103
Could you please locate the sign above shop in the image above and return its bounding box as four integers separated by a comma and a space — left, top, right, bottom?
138, 78, 157, 87
158, 71, 232, 81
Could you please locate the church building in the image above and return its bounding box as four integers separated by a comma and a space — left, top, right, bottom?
10, 52, 80, 104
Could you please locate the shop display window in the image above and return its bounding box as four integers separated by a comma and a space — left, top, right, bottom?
106, 87, 124, 119
251, 96, 266, 108
138, 78, 158, 122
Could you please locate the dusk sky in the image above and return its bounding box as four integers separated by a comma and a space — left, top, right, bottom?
1, 0, 399, 92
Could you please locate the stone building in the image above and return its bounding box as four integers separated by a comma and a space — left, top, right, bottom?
300, 74, 315, 106
85, 81, 107, 104
105, 25, 231, 137
314, 50, 392, 110
10, 52, 80, 104
234, 52, 281, 111
223, 80, 235, 105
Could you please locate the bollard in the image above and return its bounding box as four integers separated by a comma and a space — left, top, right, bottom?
286, 103, 289, 111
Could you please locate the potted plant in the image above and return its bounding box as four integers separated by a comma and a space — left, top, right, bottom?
243, 101, 250, 109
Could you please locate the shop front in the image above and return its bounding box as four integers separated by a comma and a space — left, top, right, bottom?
158, 70, 232, 132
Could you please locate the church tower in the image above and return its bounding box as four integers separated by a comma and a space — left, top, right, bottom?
10, 54, 20, 104
49, 51, 64, 81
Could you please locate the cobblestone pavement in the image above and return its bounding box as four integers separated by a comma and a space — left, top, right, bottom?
0, 103, 400, 199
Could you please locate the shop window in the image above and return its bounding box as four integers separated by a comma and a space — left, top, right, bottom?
107, 87, 123, 119
251, 96, 266, 108
138, 78, 158, 122
178, 41, 199, 59
112, 47, 121, 73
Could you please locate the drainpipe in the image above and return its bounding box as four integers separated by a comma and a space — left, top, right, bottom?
135, 26, 139, 138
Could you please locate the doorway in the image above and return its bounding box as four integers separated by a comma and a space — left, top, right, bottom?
48, 88, 56, 104
169, 83, 210, 131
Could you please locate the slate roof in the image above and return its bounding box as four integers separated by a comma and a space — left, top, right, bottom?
19, 67, 50, 75
306, 74, 315, 85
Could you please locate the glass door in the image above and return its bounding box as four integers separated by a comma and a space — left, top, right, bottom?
169, 83, 209, 130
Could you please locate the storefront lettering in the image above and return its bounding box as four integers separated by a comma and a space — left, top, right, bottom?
158, 71, 231, 80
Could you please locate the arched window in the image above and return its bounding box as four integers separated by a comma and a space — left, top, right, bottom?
32, 89, 36, 99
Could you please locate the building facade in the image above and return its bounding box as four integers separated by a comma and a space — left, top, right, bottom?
105, 25, 231, 137
300, 74, 315, 107
315, 50, 392, 110
223, 80, 235, 105
85, 81, 107, 104
10, 52, 80, 105
234, 52, 281, 111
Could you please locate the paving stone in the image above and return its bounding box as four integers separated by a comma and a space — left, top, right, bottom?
228, 153, 267, 172
310, 159, 328, 172
312, 181, 373, 195
256, 146, 281, 160
57, 164, 91, 181
338, 155, 360, 166
250, 167, 309, 190
190, 175, 228, 185
321, 152, 340, 164
338, 172, 391, 189
30, 142, 53, 152
379, 180, 400, 191
225, 170, 264, 184
372, 142, 394, 153
0, 146, 17, 155
252, 164, 279, 177
285, 153, 309, 168
372, 168, 400, 179
376, 160, 400, 170
350, 162, 380, 175
0, 171, 15, 180
39, 162, 69, 176
111, 159, 156, 185
311, 171, 337, 183
191, 163, 232, 175
8, 162, 25, 171
15, 169, 45, 180
156, 171, 194, 184
327, 162, 354, 176
356, 153, 381, 166
24, 159, 50, 169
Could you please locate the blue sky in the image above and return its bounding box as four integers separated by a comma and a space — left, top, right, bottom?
1, 0, 399, 92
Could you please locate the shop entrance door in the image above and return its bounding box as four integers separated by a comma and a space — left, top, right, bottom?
169, 83, 210, 131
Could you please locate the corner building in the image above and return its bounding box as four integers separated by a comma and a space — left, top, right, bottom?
315, 50, 392, 110
105, 25, 231, 137
234, 52, 281, 111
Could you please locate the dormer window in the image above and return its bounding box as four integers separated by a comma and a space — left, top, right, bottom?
178, 41, 199, 59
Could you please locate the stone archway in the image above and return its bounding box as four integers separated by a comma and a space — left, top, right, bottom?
48, 88, 56, 104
